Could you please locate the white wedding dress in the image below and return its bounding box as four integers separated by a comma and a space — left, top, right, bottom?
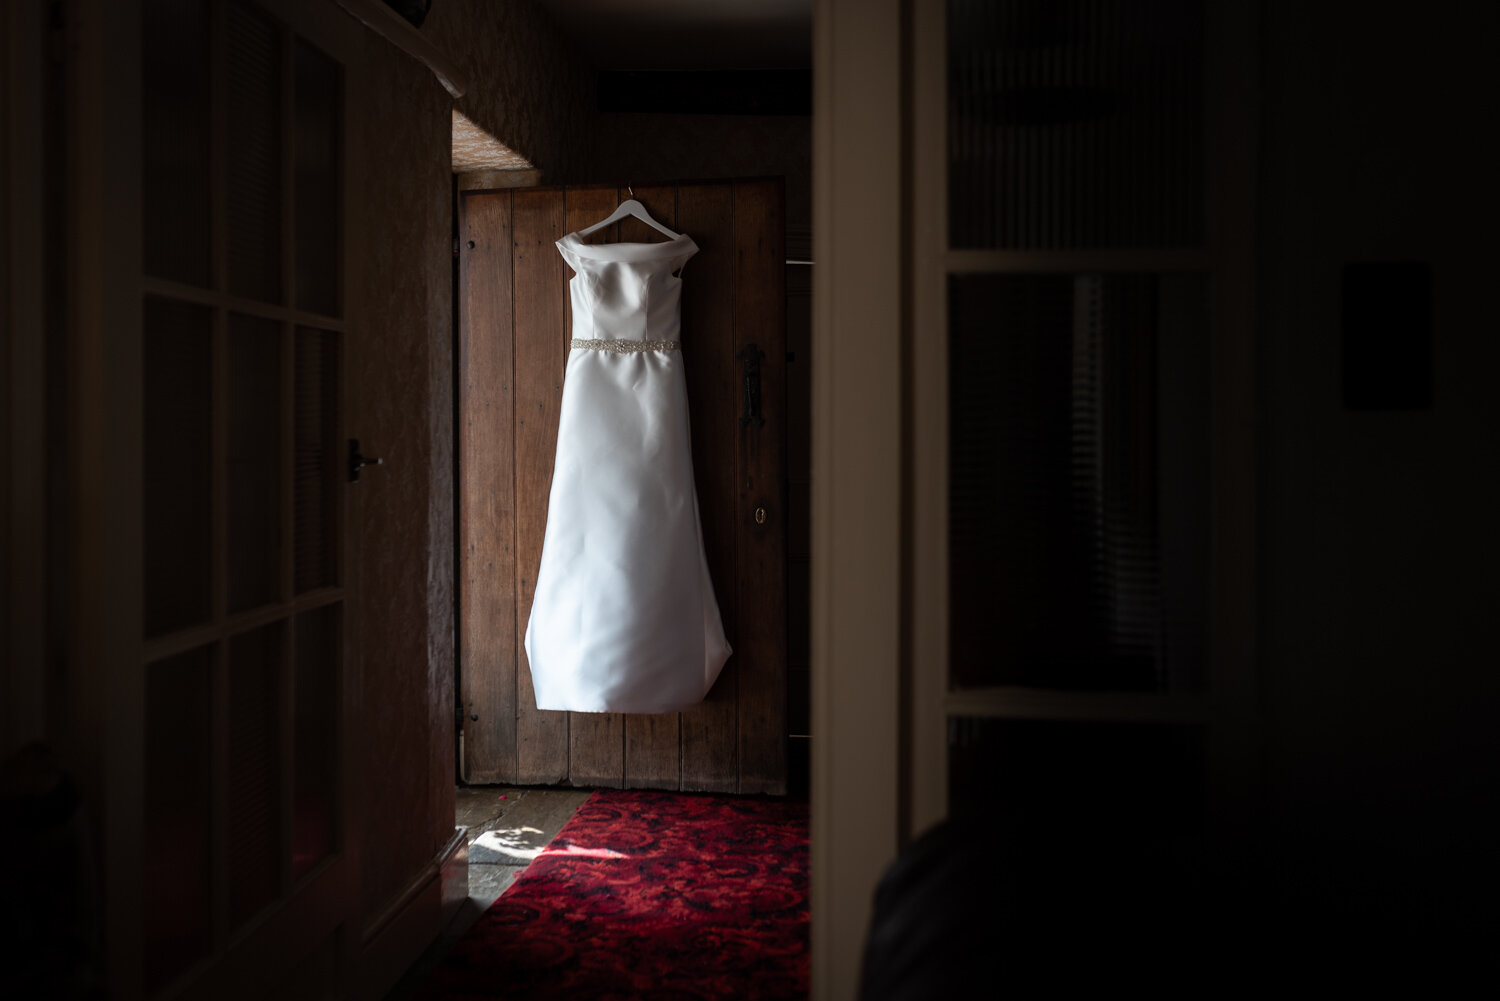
523, 229, 732, 713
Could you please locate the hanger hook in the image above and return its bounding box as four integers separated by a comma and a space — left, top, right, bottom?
628, 185, 634, 199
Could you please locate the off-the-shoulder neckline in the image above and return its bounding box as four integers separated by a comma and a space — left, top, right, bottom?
558, 231, 698, 262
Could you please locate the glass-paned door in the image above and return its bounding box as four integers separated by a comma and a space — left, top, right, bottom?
138, 0, 348, 994
909, 0, 1256, 844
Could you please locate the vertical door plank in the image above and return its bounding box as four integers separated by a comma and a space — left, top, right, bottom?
620, 182, 686, 790
562, 183, 626, 787
567, 183, 619, 245
676, 182, 741, 793
733, 180, 788, 794
512, 187, 569, 784
458, 190, 517, 783
625, 712, 681, 790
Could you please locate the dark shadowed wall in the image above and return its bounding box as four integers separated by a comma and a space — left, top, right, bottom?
1256, 0, 1500, 928
590, 112, 812, 227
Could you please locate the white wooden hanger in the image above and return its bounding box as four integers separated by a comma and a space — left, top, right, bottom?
576, 189, 682, 241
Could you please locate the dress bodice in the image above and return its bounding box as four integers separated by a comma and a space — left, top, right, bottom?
557, 232, 699, 343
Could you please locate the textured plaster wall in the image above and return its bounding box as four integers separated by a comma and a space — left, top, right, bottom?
424, 0, 596, 181
348, 29, 456, 918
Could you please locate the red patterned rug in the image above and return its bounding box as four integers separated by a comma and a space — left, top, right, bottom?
415, 790, 810, 1000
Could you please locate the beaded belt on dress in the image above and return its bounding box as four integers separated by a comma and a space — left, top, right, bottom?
571, 338, 679, 353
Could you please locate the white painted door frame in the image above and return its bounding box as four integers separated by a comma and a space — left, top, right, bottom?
810, 1, 904, 998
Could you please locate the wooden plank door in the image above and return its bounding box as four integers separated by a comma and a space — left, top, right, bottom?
459, 179, 788, 794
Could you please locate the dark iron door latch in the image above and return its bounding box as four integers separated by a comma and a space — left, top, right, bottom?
737, 342, 766, 428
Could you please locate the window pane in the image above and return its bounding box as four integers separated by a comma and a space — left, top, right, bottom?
229, 624, 283, 930
293, 604, 339, 880
144, 297, 212, 636
294, 39, 342, 317
948, 274, 1208, 691
294, 328, 339, 592
228, 314, 283, 612
947, 0, 1204, 249
144, 646, 213, 994
143, 0, 211, 286
226, 0, 283, 303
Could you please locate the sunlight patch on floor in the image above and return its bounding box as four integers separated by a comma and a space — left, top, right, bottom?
541, 844, 629, 859
472, 826, 546, 863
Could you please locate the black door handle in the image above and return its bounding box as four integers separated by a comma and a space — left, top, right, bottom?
348, 438, 383, 483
